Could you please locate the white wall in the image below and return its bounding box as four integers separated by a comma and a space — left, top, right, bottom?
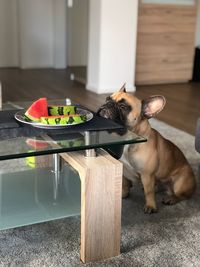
0, 0, 139, 94
19, 0, 54, 68
0, 0, 19, 67
195, 0, 200, 46
53, 0, 67, 69
67, 0, 88, 66
87, 0, 138, 94
0, 0, 67, 69
86, 0, 101, 89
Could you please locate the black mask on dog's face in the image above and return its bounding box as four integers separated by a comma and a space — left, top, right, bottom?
97, 96, 132, 126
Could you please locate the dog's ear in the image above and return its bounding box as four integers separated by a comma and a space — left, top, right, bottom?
141, 95, 166, 119
119, 83, 126, 93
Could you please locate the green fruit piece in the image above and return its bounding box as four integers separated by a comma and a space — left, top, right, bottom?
48, 105, 77, 116
40, 114, 87, 125
57, 139, 84, 148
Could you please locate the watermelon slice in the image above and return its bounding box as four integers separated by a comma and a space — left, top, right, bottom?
40, 114, 87, 125
48, 105, 77, 116
25, 98, 48, 122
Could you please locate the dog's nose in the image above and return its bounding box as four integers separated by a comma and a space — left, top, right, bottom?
98, 109, 107, 118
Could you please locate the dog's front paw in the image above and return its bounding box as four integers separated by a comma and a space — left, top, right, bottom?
143, 205, 158, 214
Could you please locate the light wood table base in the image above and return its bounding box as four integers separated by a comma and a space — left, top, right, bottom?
60, 149, 123, 263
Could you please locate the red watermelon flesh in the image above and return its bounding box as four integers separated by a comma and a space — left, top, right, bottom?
26, 138, 49, 149
25, 98, 48, 122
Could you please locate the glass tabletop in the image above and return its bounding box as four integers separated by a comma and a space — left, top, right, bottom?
0, 100, 147, 160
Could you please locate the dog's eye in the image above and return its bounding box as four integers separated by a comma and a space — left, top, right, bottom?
119, 104, 128, 110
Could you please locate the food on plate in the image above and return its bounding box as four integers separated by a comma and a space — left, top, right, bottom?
40, 114, 87, 125
24, 97, 48, 122
48, 105, 77, 116
23, 98, 88, 125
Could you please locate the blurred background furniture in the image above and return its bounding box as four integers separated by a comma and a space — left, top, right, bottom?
192, 46, 200, 81
0, 82, 2, 110
195, 118, 200, 153
195, 118, 200, 179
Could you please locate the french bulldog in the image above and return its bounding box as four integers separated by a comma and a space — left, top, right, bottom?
97, 84, 196, 213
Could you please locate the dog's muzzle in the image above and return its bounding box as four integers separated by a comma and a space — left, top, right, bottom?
97, 106, 112, 119
97, 102, 126, 158
97, 102, 119, 121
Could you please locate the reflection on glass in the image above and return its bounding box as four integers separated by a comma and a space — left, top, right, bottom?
0, 164, 81, 230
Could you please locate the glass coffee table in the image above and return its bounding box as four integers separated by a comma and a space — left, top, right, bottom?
0, 101, 146, 263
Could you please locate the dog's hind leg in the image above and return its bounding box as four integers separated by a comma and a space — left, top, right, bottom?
162, 167, 196, 205
161, 180, 178, 205
122, 176, 132, 198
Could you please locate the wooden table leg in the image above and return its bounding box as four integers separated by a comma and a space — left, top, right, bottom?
60, 149, 123, 263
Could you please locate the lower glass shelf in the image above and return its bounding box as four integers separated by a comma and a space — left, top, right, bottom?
0, 165, 81, 230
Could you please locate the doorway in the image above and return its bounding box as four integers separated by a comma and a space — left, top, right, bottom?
67, 0, 89, 85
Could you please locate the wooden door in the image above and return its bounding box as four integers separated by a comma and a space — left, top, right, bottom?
136, 2, 197, 85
